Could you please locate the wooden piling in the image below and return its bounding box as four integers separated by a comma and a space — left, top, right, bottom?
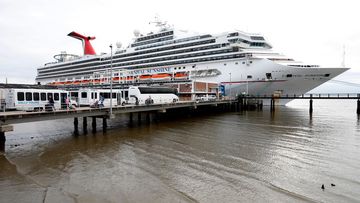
102, 117, 107, 132
270, 97, 275, 112
146, 112, 150, 124
138, 112, 141, 123
0, 131, 5, 152
74, 117, 79, 135
309, 94, 313, 114
92, 117, 96, 132
83, 117, 87, 133
129, 113, 133, 123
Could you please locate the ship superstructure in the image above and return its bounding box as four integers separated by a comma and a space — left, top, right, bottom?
36, 20, 348, 101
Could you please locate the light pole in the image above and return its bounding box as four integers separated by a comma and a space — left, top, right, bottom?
229, 72, 232, 100
109, 44, 113, 118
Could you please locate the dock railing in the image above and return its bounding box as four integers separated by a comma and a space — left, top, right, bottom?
240, 93, 360, 99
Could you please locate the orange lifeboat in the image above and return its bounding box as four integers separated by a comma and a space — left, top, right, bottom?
139, 75, 152, 80
152, 73, 172, 80
174, 72, 188, 79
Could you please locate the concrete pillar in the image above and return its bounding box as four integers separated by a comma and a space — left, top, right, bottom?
74, 117, 79, 135
92, 117, 96, 132
102, 117, 107, 132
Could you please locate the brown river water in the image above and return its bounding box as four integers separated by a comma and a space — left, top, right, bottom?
1, 100, 360, 203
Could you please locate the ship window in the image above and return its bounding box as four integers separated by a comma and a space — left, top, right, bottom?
41, 93, 46, 101
286, 74, 293, 78
247, 75, 252, 79
33, 92, 39, 101
17, 92, 24, 101
266, 73, 272, 79
242, 62, 245, 64
324, 73, 330, 77
81, 92, 87, 98
54, 93, 59, 101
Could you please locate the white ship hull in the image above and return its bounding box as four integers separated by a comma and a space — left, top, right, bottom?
192, 58, 348, 104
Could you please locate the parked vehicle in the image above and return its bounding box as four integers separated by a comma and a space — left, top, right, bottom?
195, 94, 217, 102
128, 86, 179, 105
1, 88, 77, 111
69, 88, 128, 107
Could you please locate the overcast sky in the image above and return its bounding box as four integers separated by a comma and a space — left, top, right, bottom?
0, 0, 360, 86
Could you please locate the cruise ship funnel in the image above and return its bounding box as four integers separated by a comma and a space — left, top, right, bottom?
68, 31, 96, 55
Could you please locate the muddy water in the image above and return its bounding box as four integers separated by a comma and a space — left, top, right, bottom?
1, 100, 360, 202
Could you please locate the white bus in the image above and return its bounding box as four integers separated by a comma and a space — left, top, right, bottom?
69, 88, 128, 107
2, 88, 76, 111
128, 86, 179, 105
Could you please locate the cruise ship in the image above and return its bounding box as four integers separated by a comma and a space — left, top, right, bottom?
36, 20, 349, 101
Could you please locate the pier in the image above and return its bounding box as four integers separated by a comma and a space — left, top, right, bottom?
0, 100, 236, 152
237, 93, 360, 114
1, 93, 360, 153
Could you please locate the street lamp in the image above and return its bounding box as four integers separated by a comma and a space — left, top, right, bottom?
109, 44, 113, 118
229, 72, 232, 100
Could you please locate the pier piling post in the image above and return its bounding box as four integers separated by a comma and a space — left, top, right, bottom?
138, 113, 141, 124
92, 117, 96, 133
102, 116, 107, 132
309, 94, 313, 114
74, 117, 79, 135
270, 97, 275, 112
0, 132, 5, 152
129, 113, 133, 123
357, 99, 360, 115
146, 112, 151, 124
83, 117, 87, 133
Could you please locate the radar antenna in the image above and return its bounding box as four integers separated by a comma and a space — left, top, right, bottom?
149, 16, 170, 31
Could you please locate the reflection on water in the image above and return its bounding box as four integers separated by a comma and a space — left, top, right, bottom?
1, 100, 360, 203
